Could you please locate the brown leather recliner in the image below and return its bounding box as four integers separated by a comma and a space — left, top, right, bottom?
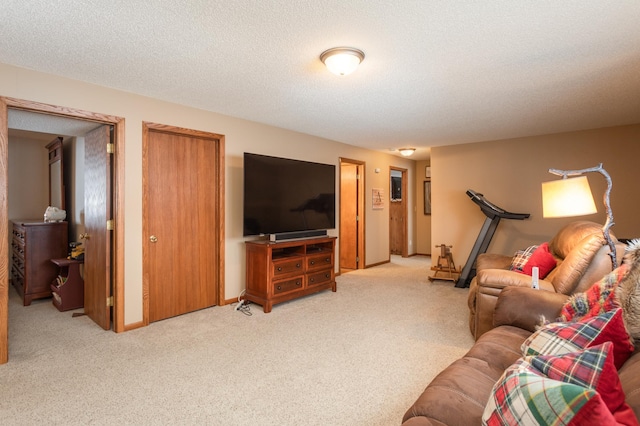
467, 220, 626, 340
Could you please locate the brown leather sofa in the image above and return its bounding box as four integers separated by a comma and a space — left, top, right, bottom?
402, 286, 640, 425
467, 221, 626, 340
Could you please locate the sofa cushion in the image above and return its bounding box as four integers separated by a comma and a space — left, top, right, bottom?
619, 352, 640, 422
402, 326, 530, 425
483, 342, 638, 425
522, 308, 634, 370
549, 232, 609, 294
493, 286, 569, 332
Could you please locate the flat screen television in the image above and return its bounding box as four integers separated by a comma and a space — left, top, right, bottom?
243, 153, 336, 238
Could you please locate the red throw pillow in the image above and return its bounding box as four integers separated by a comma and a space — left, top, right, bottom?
520, 242, 556, 278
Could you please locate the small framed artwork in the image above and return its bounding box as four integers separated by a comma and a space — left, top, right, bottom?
372, 188, 384, 210
424, 181, 431, 215
425, 166, 431, 178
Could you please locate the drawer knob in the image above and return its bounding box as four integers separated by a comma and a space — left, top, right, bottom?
310, 278, 315, 283
325, 258, 330, 263
325, 274, 330, 278
310, 260, 315, 265
277, 285, 282, 291
296, 263, 301, 268
277, 267, 282, 272
296, 281, 301, 286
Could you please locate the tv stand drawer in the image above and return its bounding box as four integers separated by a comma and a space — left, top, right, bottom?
307, 270, 332, 287
272, 258, 304, 277
273, 276, 304, 295
307, 253, 332, 271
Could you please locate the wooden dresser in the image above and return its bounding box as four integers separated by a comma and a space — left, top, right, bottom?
11, 220, 68, 306
245, 236, 336, 313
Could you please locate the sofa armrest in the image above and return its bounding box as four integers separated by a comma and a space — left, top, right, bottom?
493, 286, 570, 332
476, 269, 555, 292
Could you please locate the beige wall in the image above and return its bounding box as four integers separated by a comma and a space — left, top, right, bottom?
8, 136, 49, 221
431, 124, 640, 269
415, 160, 432, 255
1, 62, 417, 326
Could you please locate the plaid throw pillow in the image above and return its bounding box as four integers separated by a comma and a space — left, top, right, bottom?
509, 245, 538, 272
522, 308, 634, 370
483, 343, 638, 426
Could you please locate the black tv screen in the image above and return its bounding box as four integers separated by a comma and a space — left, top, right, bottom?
243, 153, 336, 237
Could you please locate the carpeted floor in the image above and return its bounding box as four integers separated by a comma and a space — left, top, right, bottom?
2, 255, 473, 425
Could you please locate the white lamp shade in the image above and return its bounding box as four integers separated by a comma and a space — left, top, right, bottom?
542, 176, 597, 218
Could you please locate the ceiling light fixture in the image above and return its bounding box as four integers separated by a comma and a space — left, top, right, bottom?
398, 148, 416, 157
320, 47, 365, 76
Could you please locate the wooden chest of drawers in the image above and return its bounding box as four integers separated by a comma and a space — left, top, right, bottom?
245, 236, 336, 313
11, 220, 68, 306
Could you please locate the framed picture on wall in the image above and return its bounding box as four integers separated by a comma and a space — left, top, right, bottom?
372, 188, 384, 210
424, 180, 431, 215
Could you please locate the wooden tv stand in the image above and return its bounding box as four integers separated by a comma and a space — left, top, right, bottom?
244, 236, 336, 313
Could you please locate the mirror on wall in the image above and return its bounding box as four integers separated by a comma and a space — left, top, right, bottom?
46, 137, 65, 210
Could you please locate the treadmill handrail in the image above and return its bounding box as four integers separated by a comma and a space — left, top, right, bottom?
466, 189, 530, 220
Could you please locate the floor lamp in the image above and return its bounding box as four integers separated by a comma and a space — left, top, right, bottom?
541, 163, 617, 269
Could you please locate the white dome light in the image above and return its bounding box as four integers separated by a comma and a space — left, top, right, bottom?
320, 47, 365, 76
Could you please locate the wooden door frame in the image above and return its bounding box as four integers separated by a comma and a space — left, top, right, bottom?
339, 158, 365, 270
390, 166, 409, 258
0, 97, 125, 364
141, 122, 225, 326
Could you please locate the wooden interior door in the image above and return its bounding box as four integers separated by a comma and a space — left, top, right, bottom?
84, 125, 112, 330
340, 163, 358, 270
144, 124, 223, 323
390, 201, 403, 255
389, 168, 408, 257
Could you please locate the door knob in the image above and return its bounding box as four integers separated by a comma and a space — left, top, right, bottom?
150, 235, 158, 243
79, 233, 90, 239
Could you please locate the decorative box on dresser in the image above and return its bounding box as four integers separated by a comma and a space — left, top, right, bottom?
11, 220, 68, 306
244, 236, 337, 313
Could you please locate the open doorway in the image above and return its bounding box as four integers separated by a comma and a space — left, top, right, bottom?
339, 158, 365, 273
389, 167, 408, 257
0, 97, 125, 364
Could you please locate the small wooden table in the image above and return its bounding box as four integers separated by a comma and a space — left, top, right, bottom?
50, 258, 84, 312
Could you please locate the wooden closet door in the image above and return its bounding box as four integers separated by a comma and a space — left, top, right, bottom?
84, 125, 112, 330
340, 163, 358, 270
144, 126, 221, 323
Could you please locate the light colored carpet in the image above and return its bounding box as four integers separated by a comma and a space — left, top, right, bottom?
2, 255, 473, 425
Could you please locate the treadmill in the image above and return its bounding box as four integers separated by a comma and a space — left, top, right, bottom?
455, 190, 530, 288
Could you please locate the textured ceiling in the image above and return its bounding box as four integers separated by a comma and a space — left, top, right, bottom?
8, 110, 103, 139
2, 1, 640, 160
